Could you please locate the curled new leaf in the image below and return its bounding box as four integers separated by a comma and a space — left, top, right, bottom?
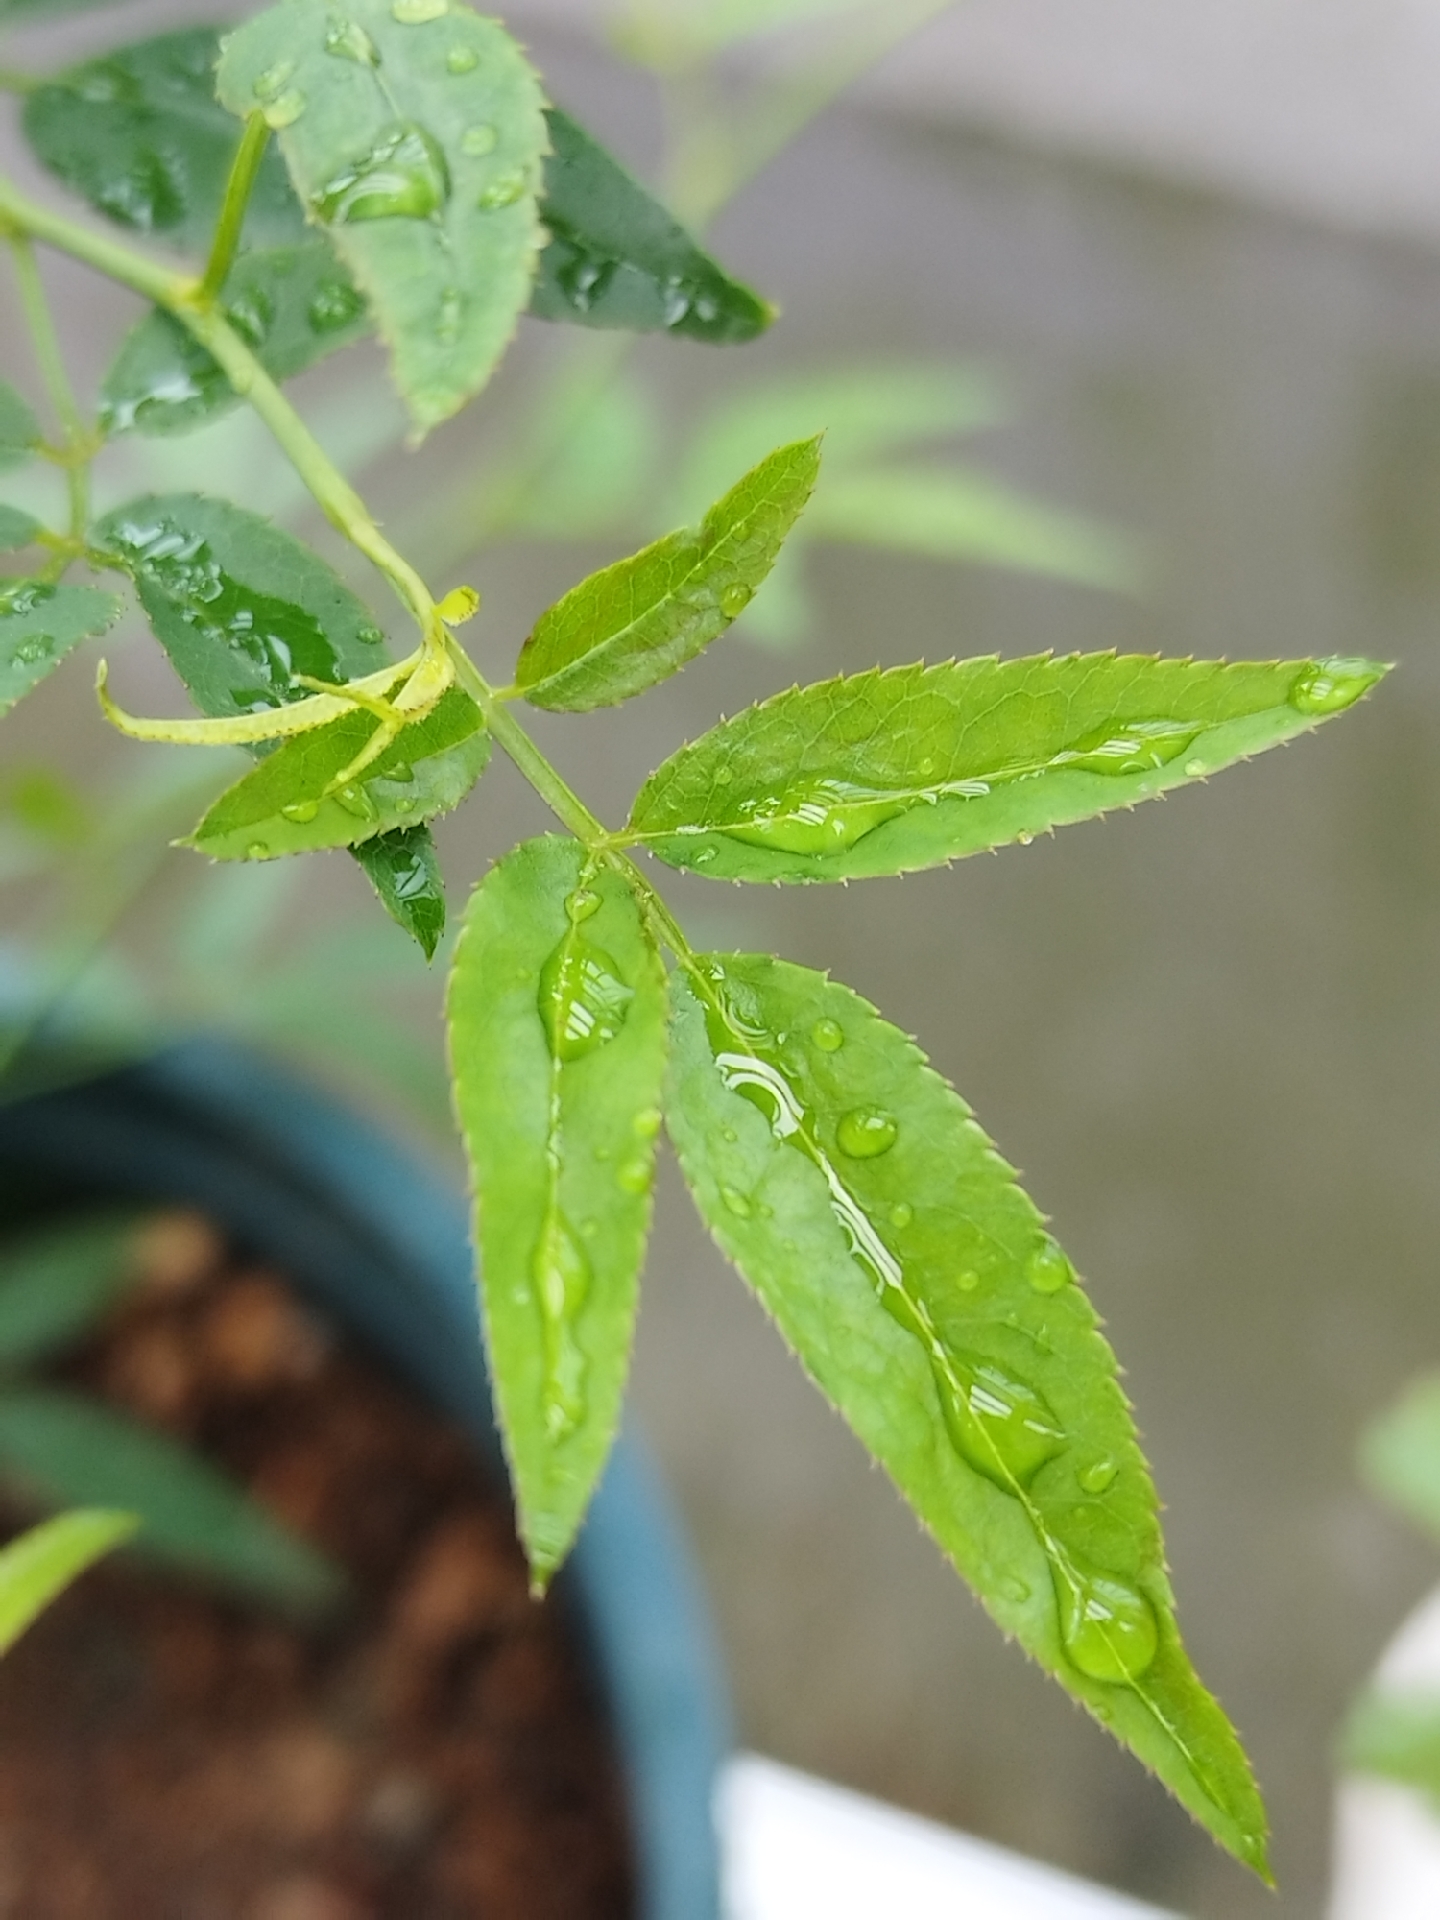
665, 952, 1268, 1870
0, 582, 124, 717
446, 836, 668, 1583
628, 652, 1390, 882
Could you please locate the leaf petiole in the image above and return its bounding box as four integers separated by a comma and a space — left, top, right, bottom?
198, 110, 271, 301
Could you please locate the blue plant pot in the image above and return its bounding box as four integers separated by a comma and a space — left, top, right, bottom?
0, 1037, 728, 1920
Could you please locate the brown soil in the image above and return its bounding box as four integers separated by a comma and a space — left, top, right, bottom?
0, 1212, 635, 1920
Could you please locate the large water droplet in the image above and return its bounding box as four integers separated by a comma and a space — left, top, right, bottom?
836, 1106, 899, 1159
460, 123, 498, 156
531, 1212, 590, 1441
1049, 717, 1200, 777
1058, 1568, 1158, 1684
726, 778, 911, 857
1288, 657, 1385, 716
811, 1018, 844, 1053
633, 1107, 662, 1141
564, 886, 600, 924
246, 840, 270, 859
720, 582, 753, 618
314, 123, 450, 224
0, 583, 56, 618
556, 250, 617, 313
1079, 1457, 1119, 1495
226, 285, 274, 346
333, 784, 377, 820
261, 89, 306, 129
477, 170, 526, 210
539, 937, 633, 1062
1028, 1237, 1072, 1294
721, 1185, 753, 1219
934, 1357, 1068, 1489
11, 633, 54, 665
323, 17, 380, 63
889, 1202, 914, 1230
616, 1158, 650, 1195
252, 59, 296, 102
308, 279, 366, 335
280, 798, 320, 824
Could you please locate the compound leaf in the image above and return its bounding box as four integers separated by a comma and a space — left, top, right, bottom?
447, 835, 667, 1584
517, 436, 821, 711
187, 685, 489, 860
629, 653, 1389, 882
23, 28, 306, 253
0, 1385, 344, 1614
0, 384, 41, 469
530, 108, 771, 344
0, 1217, 139, 1373
0, 509, 42, 554
0, 582, 125, 717
351, 824, 447, 958
0, 1511, 139, 1657
216, 0, 549, 434
666, 952, 1267, 1870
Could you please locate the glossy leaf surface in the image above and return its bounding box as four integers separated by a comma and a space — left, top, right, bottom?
666, 952, 1267, 1868
217, 0, 549, 433
0, 582, 124, 717
0, 509, 42, 554
101, 245, 368, 437
187, 685, 489, 859
447, 836, 667, 1583
23, 28, 306, 253
517, 436, 821, 710
630, 653, 1389, 882
0, 1217, 138, 1372
530, 108, 771, 345
0, 384, 41, 469
94, 493, 391, 718
1360, 1371, 1440, 1542
0, 1510, 138, 1657
0, 1385, 344, 1614
351, 824, 446, 959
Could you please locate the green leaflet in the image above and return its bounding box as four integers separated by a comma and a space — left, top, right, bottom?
0, 1511, 139, 1657
629, 653, 1390, 882
0, 509, 42, 554
446, 836, 668, 1583
0, 1217, 139, 1373
1343, 1690, 1440, 1803
530, 109, 771, 345
666, 953, 1268, 1870
101, 245, 368, 437
22, 28, 307, 254
517, 437, 822, 711
94, 493, 391, 718
216, 0, 549, 435
351, 825, 447, 959
0, 1385, 345, 1615
0, 582, 125, 717
1360, 1371, 1440, 1542
187, 685, 490, 860
0, 384, 41, 469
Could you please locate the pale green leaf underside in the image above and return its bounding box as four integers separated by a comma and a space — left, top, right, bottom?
0, 383, 41, 469
446, 835, 667, 1582
0, 1217, 138, 1372
629, 653, 1388, 882
187, 686, 489, 859
0, 509, 42, 554
0, 583, 125, 716
665, 954, 1266, 1869
1360, 1371, 1440, 1543
0, 1510, 138, 1657
217, 0, 549, 433
517, 436, 822, 711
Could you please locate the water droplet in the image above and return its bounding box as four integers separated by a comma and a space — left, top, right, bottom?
1017, 831, 1034, 847
356, 626, 384, 647
11, 633, 53, 665
1050, 717, 1200, 777
226, 285, 274, 345
617, 1158, 650, 1195
713, 767, 733, 787
252, 59, 296, 102
261, 89, 306, 129
1080, 1457, 1119, 1495
1288, 656, 1384, 716
308, 279, 366, 334
531, 1212, 590, 1440
889, 1202, 914, 1230
693, 848, 717, 866
720, 1185, 753, 1219
478, 170, 526, 210
999, 1574, 1031, 1603
446, 43, 479, 72
392, 0, 448, 19
246, 840, 270, 859
435, 285, 464, 343
314, 123, 450, 224
836, 1106, 898, 1159
460, 122, 498, 156
1184, 757, 1205, 777
957, 1269, 980, 1292
720, 583, 752, 618
1057, 1568, 1158, 1684
334, 784, 377, 820
556, 251, 616, 312
727, 778, 912, 858
323, 17, 380, 63
280, 799, 320, 823
539, 936, 633, 1062
593, 1145, 612, 1163
633, 1108, 662, 1141
811, 1018, 844, 1053
0, 583, 55, 617
934, 1356, 1068, 1489
1028, 1237, 1072, 1294
394, 797, 414, 814
564, 886, 600, 924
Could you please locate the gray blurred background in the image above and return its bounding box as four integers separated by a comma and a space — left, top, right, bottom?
5, 1, 1440, 1913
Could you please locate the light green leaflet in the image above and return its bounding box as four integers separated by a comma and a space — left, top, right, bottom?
216, 0, 549, 434
0, 582, 125, 717
186, 686, 490, 860
0, 509, 42, 554
0, 384, 41, 469
0, 1511, 138, 1658
516, 437, 822, 711
0, 1386, 345, 1615
446, 836, 668, 1584
629, 653, 1390, 882
1360, 1371, 1440, 1542
349, 826, 448, 960
1343, 1690, 1440, 1803
666, 953, 1267, 1869
0, 1217, 139, 1373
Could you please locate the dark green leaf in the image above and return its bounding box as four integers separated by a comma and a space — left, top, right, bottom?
530, 108, 772, 344
0, 1510, 138, 1655
1342, 1690, 1440, 1803
629, 653, 1390, 882
0, 509, 42, 554
666, 953, 1267, 1870
93, 493, 391, 719
0, 1385, 345, 1614
351, 825, 447, 959
0, 1217, 139, 1372
517, 436, 821, 711
447, 836, 668, 1583
23, 29, 307, 253
1360, 1371, 1440, 1542
0, 384, 42, 469
101, 244, 368, 438
187, 685, 489, 859
0, 581, 125, 717
217, 0, 549, 434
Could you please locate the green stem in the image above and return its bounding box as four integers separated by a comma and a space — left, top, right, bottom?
7, 234, 91, 543
201, 111, 270, 300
